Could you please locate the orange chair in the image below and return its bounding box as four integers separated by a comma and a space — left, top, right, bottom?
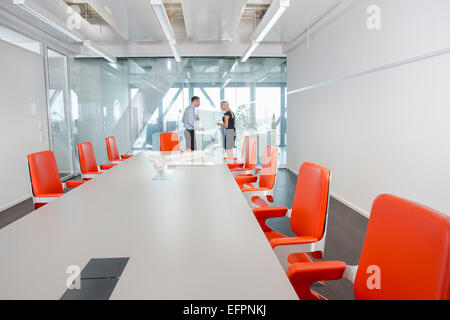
230, 139, 257, 177
77, 142, 115, 179
105, 136, 132, 164
226, 136, 248, 169
238, 145, 278, 208
253, 162, 331, 271
160, 132, 181, 152
287, 194, 450, 300
27, 150, 86, 209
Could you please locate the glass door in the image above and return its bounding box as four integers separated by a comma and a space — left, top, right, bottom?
46, 48, 74, 179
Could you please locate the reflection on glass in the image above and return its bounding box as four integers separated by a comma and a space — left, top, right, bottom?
47, 48, 73, 179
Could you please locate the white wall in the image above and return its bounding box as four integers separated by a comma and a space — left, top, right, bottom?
0, 39, 49, 211
287, 0, 450, 216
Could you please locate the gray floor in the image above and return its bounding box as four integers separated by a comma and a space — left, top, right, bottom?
0, 169, 368, 300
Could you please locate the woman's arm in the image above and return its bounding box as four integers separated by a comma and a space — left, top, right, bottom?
217, 115, 229, 128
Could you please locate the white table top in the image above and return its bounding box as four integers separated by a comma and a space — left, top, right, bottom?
0, 151, 297, 299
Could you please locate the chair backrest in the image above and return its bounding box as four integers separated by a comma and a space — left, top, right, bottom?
354, 194, 450, 300
27, 150, 63, 196
105, 136, 120, 161
77, 142, 99, 174
160, 132, 180, 151
244, 139, 257, 170
290, 162, 330, 241
259, 146, 278, 189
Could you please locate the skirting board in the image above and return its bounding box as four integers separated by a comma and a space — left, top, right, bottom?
0, 194, 31, 213
285, 167, 370, 219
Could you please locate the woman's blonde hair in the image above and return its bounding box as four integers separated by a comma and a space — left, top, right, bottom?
221, 100, 229, 108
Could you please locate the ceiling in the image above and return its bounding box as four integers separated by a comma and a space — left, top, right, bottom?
0, 0, 343, 57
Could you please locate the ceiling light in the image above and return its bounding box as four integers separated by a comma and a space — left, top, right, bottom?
83, 40, 116, 63
241, 0, 290, 61
13, 0, 83, 42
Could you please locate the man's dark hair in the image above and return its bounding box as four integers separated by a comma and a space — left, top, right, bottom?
191, 96, 200, 103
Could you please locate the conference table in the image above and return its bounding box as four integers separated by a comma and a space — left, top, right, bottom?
0, 150, 297, 299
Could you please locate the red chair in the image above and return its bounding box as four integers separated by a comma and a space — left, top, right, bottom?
253, 162, 331, 271
287, 194, 450, 300
230, 139, 257, 177
27, 150, 86, 209
160, 132, 181, 152
238, 145, 278, 208
105, 136, 132, 164
77, 142, 115, 179
226, 136, 248, 169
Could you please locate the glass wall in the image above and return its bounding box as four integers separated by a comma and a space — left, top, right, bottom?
47, 48, 73, 179
68, 56, 287, 165
129, 57, 287, 158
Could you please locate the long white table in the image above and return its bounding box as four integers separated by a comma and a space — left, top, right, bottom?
0, 151, 297, 299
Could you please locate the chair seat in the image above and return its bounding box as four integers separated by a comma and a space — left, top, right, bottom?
100, 164, 115, 170
231, 167, 252, 172
121, 155, 133, 159
235, 175, 258, 189
287, 252, 314, 264
264, 229, 287, 241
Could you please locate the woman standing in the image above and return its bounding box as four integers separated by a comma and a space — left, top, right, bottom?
217, 101, 236, 158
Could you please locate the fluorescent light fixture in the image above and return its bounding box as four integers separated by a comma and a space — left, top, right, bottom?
254, 0, 289, 42
83, 40, 116, 63
13, 0, 83, 42
108, 62, 118, 69
221, 77, 231, 89
241, 0, 289, 62
151, 0, 182, 62
151, 0, 175, 42
241, 41, 259, 63
230, 60, 238, 71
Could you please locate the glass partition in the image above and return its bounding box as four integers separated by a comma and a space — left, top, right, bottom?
47, 48, 74, 179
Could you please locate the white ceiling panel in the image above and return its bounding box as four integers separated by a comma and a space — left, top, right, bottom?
261, 0, 342, 42
181, 0, 247, 42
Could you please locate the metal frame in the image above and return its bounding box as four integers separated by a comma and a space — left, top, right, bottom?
242, 168, 279, 209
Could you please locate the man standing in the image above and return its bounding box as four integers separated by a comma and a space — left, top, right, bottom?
182, 96, 200, 150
